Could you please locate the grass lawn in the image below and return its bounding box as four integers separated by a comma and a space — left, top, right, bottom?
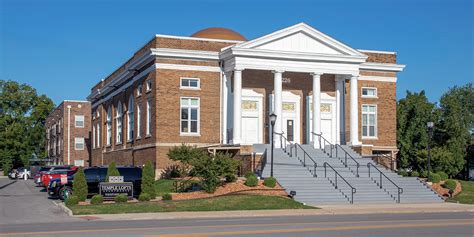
154, 179, 176, 196
69, 195, 316, 215
448, 180, 474, 204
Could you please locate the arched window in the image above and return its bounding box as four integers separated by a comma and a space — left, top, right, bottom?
106, 106, 112, 146
127, 96, 134, 141
116, 102, 123, 144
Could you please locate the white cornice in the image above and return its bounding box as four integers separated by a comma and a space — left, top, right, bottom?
155, 34, 243, 43
359, 76, 397, 83
358, 49, 396, 55
151, 48, 219, 61
155, 63, 220, 72
360, 62, 406, 72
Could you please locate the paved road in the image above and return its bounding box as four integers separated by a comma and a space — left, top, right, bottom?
0, 177, 473, 236
0, 177, 77, 225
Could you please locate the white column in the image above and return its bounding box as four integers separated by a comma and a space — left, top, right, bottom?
311, 73, 322, 148
273, 70, 283, 148
349, 75, 360, 145
335, 76, 344, 145
232, 69, 242, 144
222, 71, 231, 144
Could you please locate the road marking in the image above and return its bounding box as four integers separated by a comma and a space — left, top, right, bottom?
153, 221, 474, 237
1, 218, 472, 236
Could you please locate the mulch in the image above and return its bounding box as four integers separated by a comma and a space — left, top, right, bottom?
431, 180, 462, 198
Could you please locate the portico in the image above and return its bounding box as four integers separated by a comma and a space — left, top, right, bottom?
220, 23, 366, 148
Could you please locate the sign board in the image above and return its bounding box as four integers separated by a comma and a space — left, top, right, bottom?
99, 182, 133, 199
60, 174, 68, 185
74, 160, 84, 167
108, 176, 124, 183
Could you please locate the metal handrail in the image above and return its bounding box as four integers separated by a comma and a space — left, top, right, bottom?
255, 149, 267, 177
274, 132, 289, 153
291, 143, 318, 177
311, 132, 334, 157
323, 162, 356, 204
367, 153, 396, 171
367, 162, 404, 203
335, 144, 360, 177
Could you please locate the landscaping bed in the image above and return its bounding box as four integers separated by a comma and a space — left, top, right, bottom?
68, 195, 315, 215
448, 180, 474, 204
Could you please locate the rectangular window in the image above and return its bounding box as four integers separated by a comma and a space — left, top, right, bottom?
75, 137, 85, 150
75, 115, 84, 128
146, 80, 152, 92
362, 105, 377, 138
136, 84, 142, 97
180, 97, 199, 135
96, 123, 100, 148
180, 78, 200, 89
137, 103, 141, 138
146, 99, 151, 136
362, 87, 377, 98
92, 125, 96, 149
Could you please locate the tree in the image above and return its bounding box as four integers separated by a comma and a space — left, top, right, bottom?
105, 161, 120, 181
141, 161, 156, 199
437, 83, 473, 177
0, 80, 54, 171
72, 167, 88, 201
191, 152, 239, 193
397, 90, 438, 170
167, 144, 204, 175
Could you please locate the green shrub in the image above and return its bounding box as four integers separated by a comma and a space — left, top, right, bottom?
65, 195, 79, 206
90, 195, 104, 205
162, 193, 172, 201
430, 173, 441, 183
263, 177, 277, 188
114, 194, 128, 203
225, 174, 237, 183
72, 167, 88, 201
105, 161, 120, 182
161, 164, 187, 179
420, 170, 428, 178
443, 179, 457, 192
138, 193, 151, 202
410, 171, 420, 177
437, 171, 448, 181
244, 172, 255, 179
245, 175, 258, 187
192, 152, 239, 193
398, 170, 408, 177
141, 161, 156, 199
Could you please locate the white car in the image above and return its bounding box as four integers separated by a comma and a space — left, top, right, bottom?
17, 168, 31, 179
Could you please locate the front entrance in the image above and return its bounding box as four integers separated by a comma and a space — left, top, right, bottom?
241, 89, 264, 145
287, 120, 294, 141
270, 91, 301, 144
307, 93, 337, 144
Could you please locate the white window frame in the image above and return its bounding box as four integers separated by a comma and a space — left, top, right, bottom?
116, 102, 123, 144
180, 77, 200, 90
146, 99, 151, 136
361, 87, 378, 98
106, 106, 112, 146
75, 115, 84, 128
74, 137, 85, 150
127, 97, 134, 142
180, 97, 200, 136
92, 125, 96, 149
362, 104, 377, 139
136, 84, 142, 97
137, 102, 141, 139
96, 123, 100, 148
146, 80, 152, 92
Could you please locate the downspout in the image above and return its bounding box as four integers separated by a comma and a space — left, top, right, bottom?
67, 105, 71, 165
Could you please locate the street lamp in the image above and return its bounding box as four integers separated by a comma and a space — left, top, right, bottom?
269, 113, 277, 177
427, 121, 434, 182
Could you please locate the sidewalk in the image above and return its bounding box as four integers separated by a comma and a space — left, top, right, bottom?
77, 203, 474, 221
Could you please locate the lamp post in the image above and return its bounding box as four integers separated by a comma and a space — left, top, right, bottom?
427, 121, 434, 182
269, 113, 277, 177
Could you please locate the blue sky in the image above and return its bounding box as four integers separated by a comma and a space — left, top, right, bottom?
1, 0, 472, 105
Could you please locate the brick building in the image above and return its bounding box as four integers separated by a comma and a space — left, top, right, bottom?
87, 23, 405, 173
45, 100, 91, 166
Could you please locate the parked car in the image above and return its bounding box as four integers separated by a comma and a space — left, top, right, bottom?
17, 167, 31, 179
42, 169, 78, 188
37, 166, 75, 186
8, 169, 18, 179
48, 167, 142, 200
34, 166, 52, 185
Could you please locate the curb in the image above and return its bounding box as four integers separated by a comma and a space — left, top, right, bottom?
52, 200, 73, 216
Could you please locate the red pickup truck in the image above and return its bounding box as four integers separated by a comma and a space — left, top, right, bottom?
41, 167, 78, 187
35, 166, 73, 186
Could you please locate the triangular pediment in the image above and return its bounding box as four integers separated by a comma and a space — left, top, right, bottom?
235, 23, 365, 57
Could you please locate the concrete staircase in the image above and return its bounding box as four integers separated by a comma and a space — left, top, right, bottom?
257, 143, 444, 205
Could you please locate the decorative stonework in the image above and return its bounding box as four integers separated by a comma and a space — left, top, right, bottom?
321, 103, 331, 113
282, 102, 295, 112
242, 100, 257, 111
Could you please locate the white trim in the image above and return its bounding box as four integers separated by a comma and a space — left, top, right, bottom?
361, 104, 377, 139
180, 77, 200, 90
156, 63, 221, 72
146, 80, 152, 92
151, 48, 219, 61
180, 97, 200, 136
241, 89, 264, 145
74, 115, 85, 128
358, 76, 397, 83
361, 87, 378, 98
155, 33, 244, 43
357, 49, 396, 55
64, 100, 89, 103
360, 62, 405, 72
74, 137, 85, 151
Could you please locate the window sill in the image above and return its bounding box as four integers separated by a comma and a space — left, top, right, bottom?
145, 134, 152, 138
127, 140, 133, 143
116, 142, 122, 145
136, 136, 141, 140
180, 87, 201, 91
362, 137, 378, 140
361, 96, 378, 99
146, 90, 151, 94
180, 133, 201, 137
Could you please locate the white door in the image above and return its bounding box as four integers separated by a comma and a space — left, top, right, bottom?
321, 119, 333, 144
242, 117, 259, 144
270, 91, 301, 144
241, 89, 263, 145
308, 93, 337, 144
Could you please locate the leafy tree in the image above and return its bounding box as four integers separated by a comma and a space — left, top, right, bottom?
72, 167, 88, 201
397, 90, 438, 170
105, 161, 120, 181
167, 144, 203, 174
191, 152, 239, 193
416, 147, 457, 176
0, 80, 54, 170
141, 161, 156, 199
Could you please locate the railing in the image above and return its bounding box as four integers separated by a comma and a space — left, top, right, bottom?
290, 143, 317, 177
367, 162, 403, 203
335, 144, 360, 177
323, 162, 356, 204
254, 148, 268, 177
274, 132, 289, 153
367, 153, 396, 171
312, 132, 334, 157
